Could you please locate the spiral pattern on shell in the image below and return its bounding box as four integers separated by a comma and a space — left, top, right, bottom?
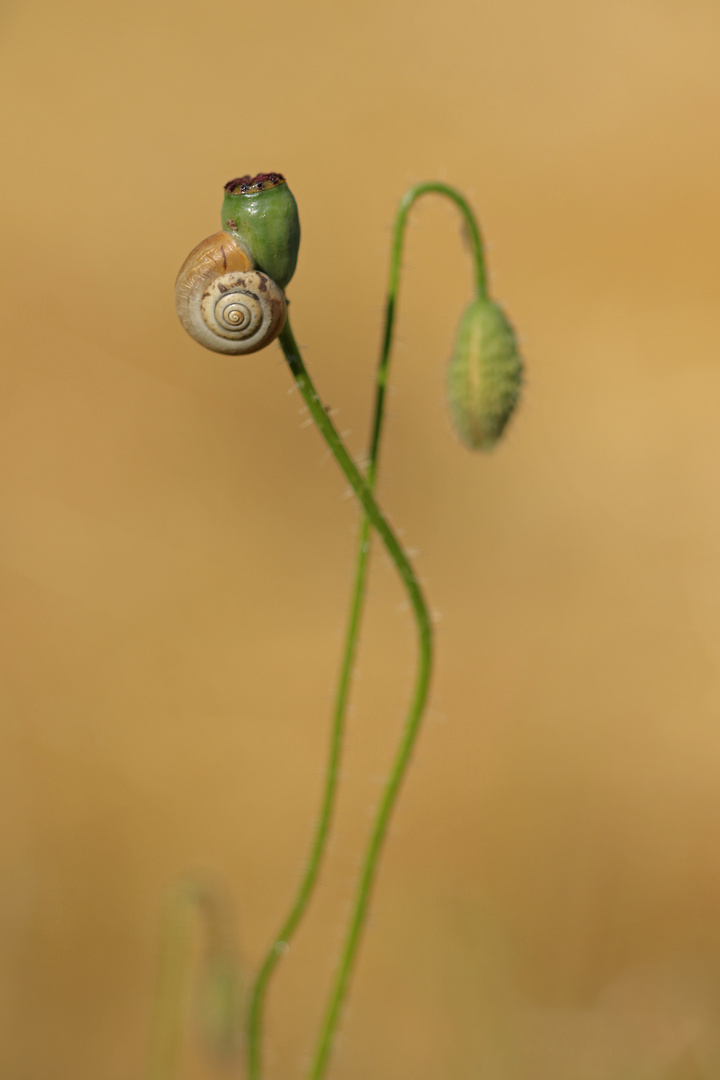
199, 271, 285, 352
175, 232, 287, 355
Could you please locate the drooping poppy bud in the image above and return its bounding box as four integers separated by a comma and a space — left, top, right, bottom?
447, 297, 523, 450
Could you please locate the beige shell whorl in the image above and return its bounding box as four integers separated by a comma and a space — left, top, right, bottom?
175, 231, 286, 355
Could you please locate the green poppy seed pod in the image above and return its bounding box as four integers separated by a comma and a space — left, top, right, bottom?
221, 173, 300, 290
447, 297, 523, 450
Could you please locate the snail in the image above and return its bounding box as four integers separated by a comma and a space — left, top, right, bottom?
174, 230, 287, 355
175, 173, 300, 356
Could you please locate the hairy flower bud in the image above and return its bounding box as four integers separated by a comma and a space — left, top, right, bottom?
447, 297, 522, 450
221, 173, 300, 290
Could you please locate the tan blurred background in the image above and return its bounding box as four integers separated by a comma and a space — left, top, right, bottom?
1, 0, 720, 1077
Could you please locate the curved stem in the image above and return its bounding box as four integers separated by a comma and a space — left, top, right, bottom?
369, 181, 488, 472
245, 183, 488, 1080
245, 525, 367, 1080
278, 317, 433, 1080
306, 182, 486, 1080
245, 315, 433, 1080
146, 877, 239, 1080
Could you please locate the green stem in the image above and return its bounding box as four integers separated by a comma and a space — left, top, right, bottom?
370, 182, 487, 471
245, 314, 433, 1080
305, 183, 487, 1080
244, 514, 368, 1080
279, 316, 433, 1080
245, 517, 369, 1080
245, 183, 488, 1080
146, 878, 239, 1080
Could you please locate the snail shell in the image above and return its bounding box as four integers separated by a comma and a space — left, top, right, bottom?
175, 231, 286, 355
